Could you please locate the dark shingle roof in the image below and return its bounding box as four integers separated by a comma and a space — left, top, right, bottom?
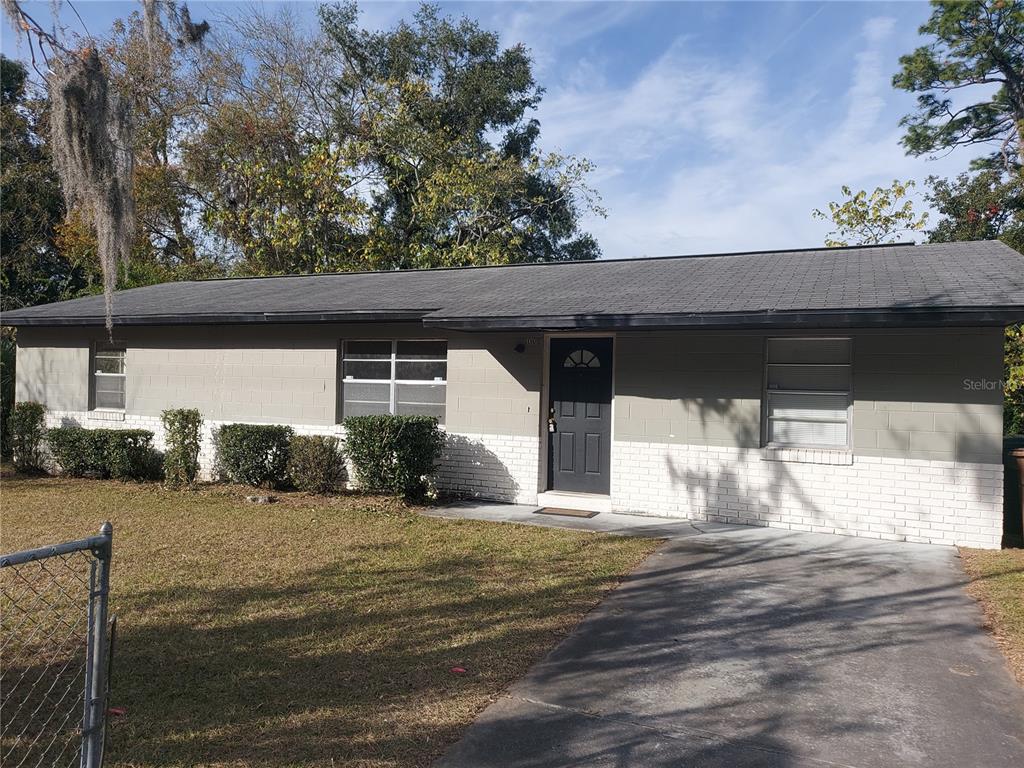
3, 240, 1023, 330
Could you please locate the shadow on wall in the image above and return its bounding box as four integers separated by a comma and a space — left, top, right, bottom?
662, 397, 830, 529
437, 433, 520, 503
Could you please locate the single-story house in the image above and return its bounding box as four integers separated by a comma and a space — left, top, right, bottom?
4, 240, 1023, 548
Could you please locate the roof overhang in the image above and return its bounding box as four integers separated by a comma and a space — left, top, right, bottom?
4, 306, 1023, 331
1, 310, 432, 327
423, 306, 1024, 331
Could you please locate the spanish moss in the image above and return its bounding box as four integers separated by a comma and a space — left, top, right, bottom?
48, 48, 135, 330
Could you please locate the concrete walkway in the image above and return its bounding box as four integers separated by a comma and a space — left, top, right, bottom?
430, 503, 1024, 768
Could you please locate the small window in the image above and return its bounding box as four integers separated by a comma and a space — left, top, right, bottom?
764, 338, 850, 448
92, 346, 126, 410
563, 349, 601, 368
342, 340, 447, 422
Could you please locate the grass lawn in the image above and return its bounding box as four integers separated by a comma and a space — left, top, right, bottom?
959, 547, 1024, 686
1, 472, 658, 767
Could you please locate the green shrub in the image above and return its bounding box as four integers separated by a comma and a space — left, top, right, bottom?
46, 426, 157, 480
215, 423, 293, 488
162, 408, 203, 486
287, 434, 345, 494
8, 401, 46, 471
1, 336, 15, 458
342, 415, 442, 500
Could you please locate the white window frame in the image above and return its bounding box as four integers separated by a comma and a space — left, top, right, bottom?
340, 339, 447, 420
762, 336, 852, 450
91, 345, 126, 411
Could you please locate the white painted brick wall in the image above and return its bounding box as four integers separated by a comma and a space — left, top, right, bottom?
611, 440, 1004, 549
44, 410, 345, 481
434, 432, 541, 504
41, 410, 1002, 548
43, 411, 541, 502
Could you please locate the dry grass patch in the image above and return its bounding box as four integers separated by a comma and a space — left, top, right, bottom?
959, 547, 1024, 686
1, 473, 658, 767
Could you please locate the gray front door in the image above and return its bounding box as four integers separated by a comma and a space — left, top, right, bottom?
548, 337, 613, 494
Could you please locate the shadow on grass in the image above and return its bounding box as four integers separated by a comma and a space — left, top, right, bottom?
99, 537, 642, 766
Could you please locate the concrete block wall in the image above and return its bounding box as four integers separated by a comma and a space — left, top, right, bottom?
445, 333, 543, 436
128, 346, 337, 425
612, 328, 1005, 464
611, 440, 1003, 548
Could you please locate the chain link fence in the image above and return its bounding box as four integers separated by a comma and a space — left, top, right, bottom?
1, 524, 114, 768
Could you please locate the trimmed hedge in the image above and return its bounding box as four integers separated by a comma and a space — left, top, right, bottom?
215, 423, 293, 488
9, 401, 46, 472
287, 434, 345, 494
162, 408, 202, 486
343, 415, 442, 500
46, 426, 159, 480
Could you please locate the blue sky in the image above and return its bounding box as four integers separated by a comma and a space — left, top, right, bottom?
2, 1, 983, 259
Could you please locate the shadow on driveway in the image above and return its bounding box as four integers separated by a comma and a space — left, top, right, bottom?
434, 523, 1024, 768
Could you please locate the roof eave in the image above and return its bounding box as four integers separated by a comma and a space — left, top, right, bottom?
0, 310, 432, 328
422, 306, 1024, 331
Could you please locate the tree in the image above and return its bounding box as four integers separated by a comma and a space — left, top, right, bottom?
893, 0, 1024, 171
812, 180, 929, 247
1005, 325, 1024, 435
925, 170, 1024, 251
923, 170, 1024, 433
321, 2, 602, 270
182, 8, 370, 274
1, 0, 211, 325
0, 55, 88, 311
105, 11, 208, 272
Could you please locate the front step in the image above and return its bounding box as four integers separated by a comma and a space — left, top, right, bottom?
536, 490, 612, 514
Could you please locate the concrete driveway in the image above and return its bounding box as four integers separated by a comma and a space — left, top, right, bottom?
431, 508, 1024, 768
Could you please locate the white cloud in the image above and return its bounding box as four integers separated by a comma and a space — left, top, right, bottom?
526, 11, 974, 258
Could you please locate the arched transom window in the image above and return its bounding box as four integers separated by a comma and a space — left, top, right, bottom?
563, 349, 601, 368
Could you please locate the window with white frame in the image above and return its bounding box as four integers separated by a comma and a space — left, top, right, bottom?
92, 345, 126, 410
764, 337, 851, 448
341, 340, 447, 422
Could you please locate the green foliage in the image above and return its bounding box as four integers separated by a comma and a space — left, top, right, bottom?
3, 2, 603, 290
46, 426, 158, 480
923, 167, 1024, 434
186, 1, 603, 274
813, 180, 929, 247
893, 0, 1024, 171
0, 55, 88, 313
343, 415, 442, 500
0, 335, 14, 457
925, 170, 1024, 252
287, 435, 346, 494
1006, 325, 1024, 435
319, 2, 603, 269
190, 119, 367, 275
214, 423, 293, 488
161, 408, 202, 486
8, 401, 46, 471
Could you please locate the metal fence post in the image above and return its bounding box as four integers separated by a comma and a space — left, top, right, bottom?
81, 522, 113, 768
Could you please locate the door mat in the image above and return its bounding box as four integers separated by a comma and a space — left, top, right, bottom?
535, 507, 600, 519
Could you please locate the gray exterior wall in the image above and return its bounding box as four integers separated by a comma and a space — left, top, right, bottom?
445, 333, 542, 436
14, 324, 543, 436
15, 328, 91, 411
613, 327, 1004, 465
16, 325, 1003, 463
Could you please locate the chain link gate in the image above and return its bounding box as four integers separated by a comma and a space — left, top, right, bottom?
0, 523, 114, 768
